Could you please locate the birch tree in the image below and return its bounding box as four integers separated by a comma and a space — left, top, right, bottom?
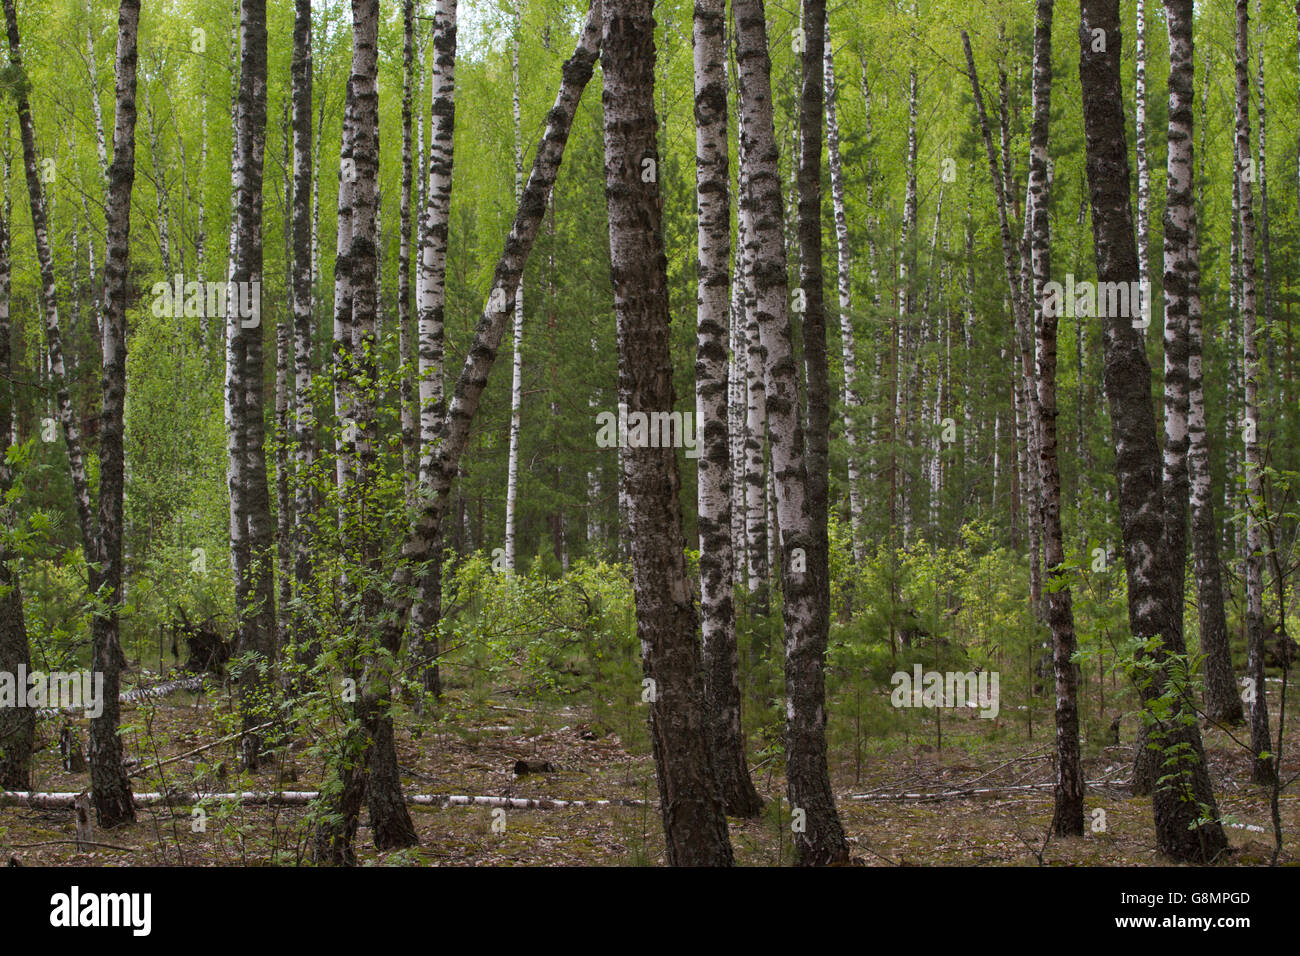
1164, 0, 1238, 728
604, 0, 733, 865
797, 0, 831, 646
411, 0, 458, 700
225, 0, 277, 770
3, 0, 140, 827
398, 0, 417, 492
1134, 0, 1151, 301
822, 21, 863, 563
693, 0, 762, 819
735, 0, 848, 866
1234, 0, 1272, 785
504, 0, 523, 572
1026, 0, 1083, 837
1078, 0, 1229, 862
290, 0, 316, 663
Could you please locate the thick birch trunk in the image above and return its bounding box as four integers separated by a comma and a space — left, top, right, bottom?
1135, 0, 1151, 299
604, 0, 733, 865
797, 0, 831, 655
1078, 0, 1229, 862
226, 0, 277, 771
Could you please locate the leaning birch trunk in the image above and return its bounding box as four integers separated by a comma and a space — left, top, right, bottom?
412, 0, 459, 701
290, 0, 317, 666
692, 0, 762, 820
2, 0, 139, 827
735, 0, 848, 866
1234, 0, 1273, 785
603, 0, 733, 865
504, 1, 524, 573
2, 0, 95, 561
378, 0, 603, 670
1078, 0, 1229, 863
1027, 0, 1083, 837
226, 0, 277, 772
823, 21, 863, 564
0, 201, 32, 791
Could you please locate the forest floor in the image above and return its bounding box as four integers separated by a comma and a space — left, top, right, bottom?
1, 669, 1295, 866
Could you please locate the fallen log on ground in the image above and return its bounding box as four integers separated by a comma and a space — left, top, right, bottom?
850, 779, 1131, 802
0, 791, 648, 810
36, 674, 206, 720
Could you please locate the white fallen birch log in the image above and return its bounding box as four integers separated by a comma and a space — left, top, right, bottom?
0, 791, 648, 810
850, 779, 1131, 802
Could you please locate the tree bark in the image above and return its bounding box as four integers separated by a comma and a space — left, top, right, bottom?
735, 0, 848, 865
822, 21, 863, 564
93, 0, 142, 829
1234, 0, 1273, 785
1161, 0, 1241, 734
398, 0, 417, 495
603, 0, 733, 865
505, 0, 524, 573
290, 0, 317, 666
797, 0, 831, 666
692, 0, 762, 819
1134, 0, 1151, 300
411, 0, 459, 701
1078, 0, 1229, 862
226, 0, 277, 771
1027, 0, 1083, 837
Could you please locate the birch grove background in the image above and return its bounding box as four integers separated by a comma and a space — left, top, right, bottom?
0, 0, 1297, 868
